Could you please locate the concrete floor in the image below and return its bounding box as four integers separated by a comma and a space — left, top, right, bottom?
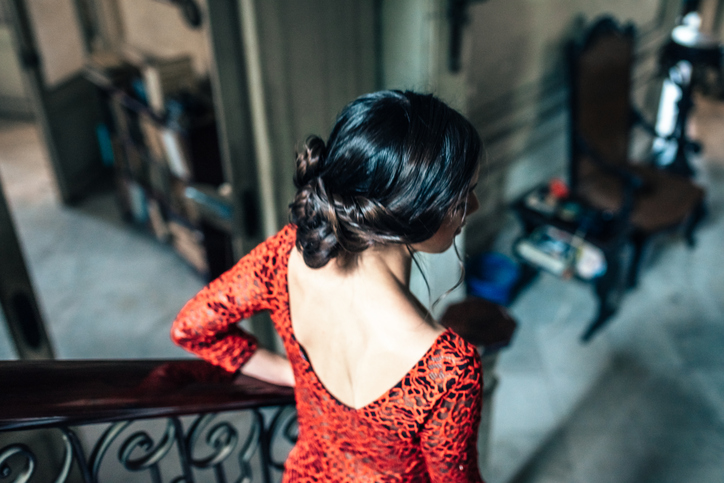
1, 96, 723, 482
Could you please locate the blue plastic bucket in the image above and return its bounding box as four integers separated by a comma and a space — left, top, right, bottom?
466, 252, 520, 306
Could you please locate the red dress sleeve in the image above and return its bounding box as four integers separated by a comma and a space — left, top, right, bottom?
419, 350, 484, 482
170, 233, 281, 373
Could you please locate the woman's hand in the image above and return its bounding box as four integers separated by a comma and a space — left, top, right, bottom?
238, 348, 295, 387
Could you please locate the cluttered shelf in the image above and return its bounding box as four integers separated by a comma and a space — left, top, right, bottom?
512, 179, 620, 282
85, 50, 234, 280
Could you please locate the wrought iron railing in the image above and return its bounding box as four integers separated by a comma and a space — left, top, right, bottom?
0, 359, 296, 483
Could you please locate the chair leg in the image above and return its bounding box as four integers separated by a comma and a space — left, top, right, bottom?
582, 296, 616, 342
583, 245, 624, 342
627, 233, 647, 289
684, 199, 707, 247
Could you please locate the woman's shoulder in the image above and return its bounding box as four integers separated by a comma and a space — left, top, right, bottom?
388, 329, 480, 414
422, 329, 482, 389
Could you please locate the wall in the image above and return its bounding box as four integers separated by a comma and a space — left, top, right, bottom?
459, 0, 683, 253
0, 25, 31, 117
23, 0, 86, 87
252, 0, 378, 231
0, 0, 31, 118
379, 0, 468, 109
115, 0, 212, 76
1, 0, 215, 119
378, 0, 470, 312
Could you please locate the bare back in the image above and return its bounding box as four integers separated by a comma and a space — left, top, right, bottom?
287, 246, 445, 410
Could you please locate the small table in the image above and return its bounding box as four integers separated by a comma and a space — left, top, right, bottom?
511, 185, 630, 341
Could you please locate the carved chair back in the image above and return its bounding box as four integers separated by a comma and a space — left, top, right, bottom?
568, 17, 636, 195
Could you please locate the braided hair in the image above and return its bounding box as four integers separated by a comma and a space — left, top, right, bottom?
290, 90, 481, 269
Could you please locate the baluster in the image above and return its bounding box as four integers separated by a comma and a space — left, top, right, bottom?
234, 413, 261, 483
117, 419, 177, 483
186, 413, 240, 483
265, 406, 297, 471
60, 427, 93, 483
89, 420, 132, 482
0, 443, 34, 483
0, 430, 81, 483
171, 417, 194, 483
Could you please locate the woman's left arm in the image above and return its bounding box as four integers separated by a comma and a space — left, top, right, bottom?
419, 352, 484, 482
171, 237, 279, 375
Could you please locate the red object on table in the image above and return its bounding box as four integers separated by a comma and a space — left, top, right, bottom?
549, 178, 570, 199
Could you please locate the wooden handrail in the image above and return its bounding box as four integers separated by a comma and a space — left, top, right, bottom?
0, 306, 515, 482
0, 359, 295, 432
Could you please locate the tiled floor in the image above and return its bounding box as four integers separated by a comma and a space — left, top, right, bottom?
1, 96, 723, 482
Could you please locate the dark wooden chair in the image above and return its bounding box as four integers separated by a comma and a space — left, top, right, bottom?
568, 16, 706, 290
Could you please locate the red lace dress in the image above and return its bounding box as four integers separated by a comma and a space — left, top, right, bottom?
172, 225, 484, 482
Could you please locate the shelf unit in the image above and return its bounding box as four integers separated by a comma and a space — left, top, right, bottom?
87, 55, 234, 281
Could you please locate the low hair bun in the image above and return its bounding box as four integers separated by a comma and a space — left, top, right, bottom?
291, 136, 340, 268
290, 177, 341, 269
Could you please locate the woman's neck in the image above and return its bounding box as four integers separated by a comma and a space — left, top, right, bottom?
340, 244, 413, 289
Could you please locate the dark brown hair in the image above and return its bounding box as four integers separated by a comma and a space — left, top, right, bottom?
290, 90, 481, 269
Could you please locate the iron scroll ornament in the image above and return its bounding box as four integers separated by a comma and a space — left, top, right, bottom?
0, 431, 75, 483
0, 407, 297, 483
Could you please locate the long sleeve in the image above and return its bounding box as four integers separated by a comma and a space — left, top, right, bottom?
419, 350, 484, 482
171, 233, 282, 373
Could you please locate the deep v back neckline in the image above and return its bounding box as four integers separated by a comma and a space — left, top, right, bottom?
282, 240, 450, 412
294, 328, 450, 412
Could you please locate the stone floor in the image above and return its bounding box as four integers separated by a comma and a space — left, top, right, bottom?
1, 96, 723, 482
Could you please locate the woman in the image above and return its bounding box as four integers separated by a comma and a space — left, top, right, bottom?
172, 90, 484, 482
